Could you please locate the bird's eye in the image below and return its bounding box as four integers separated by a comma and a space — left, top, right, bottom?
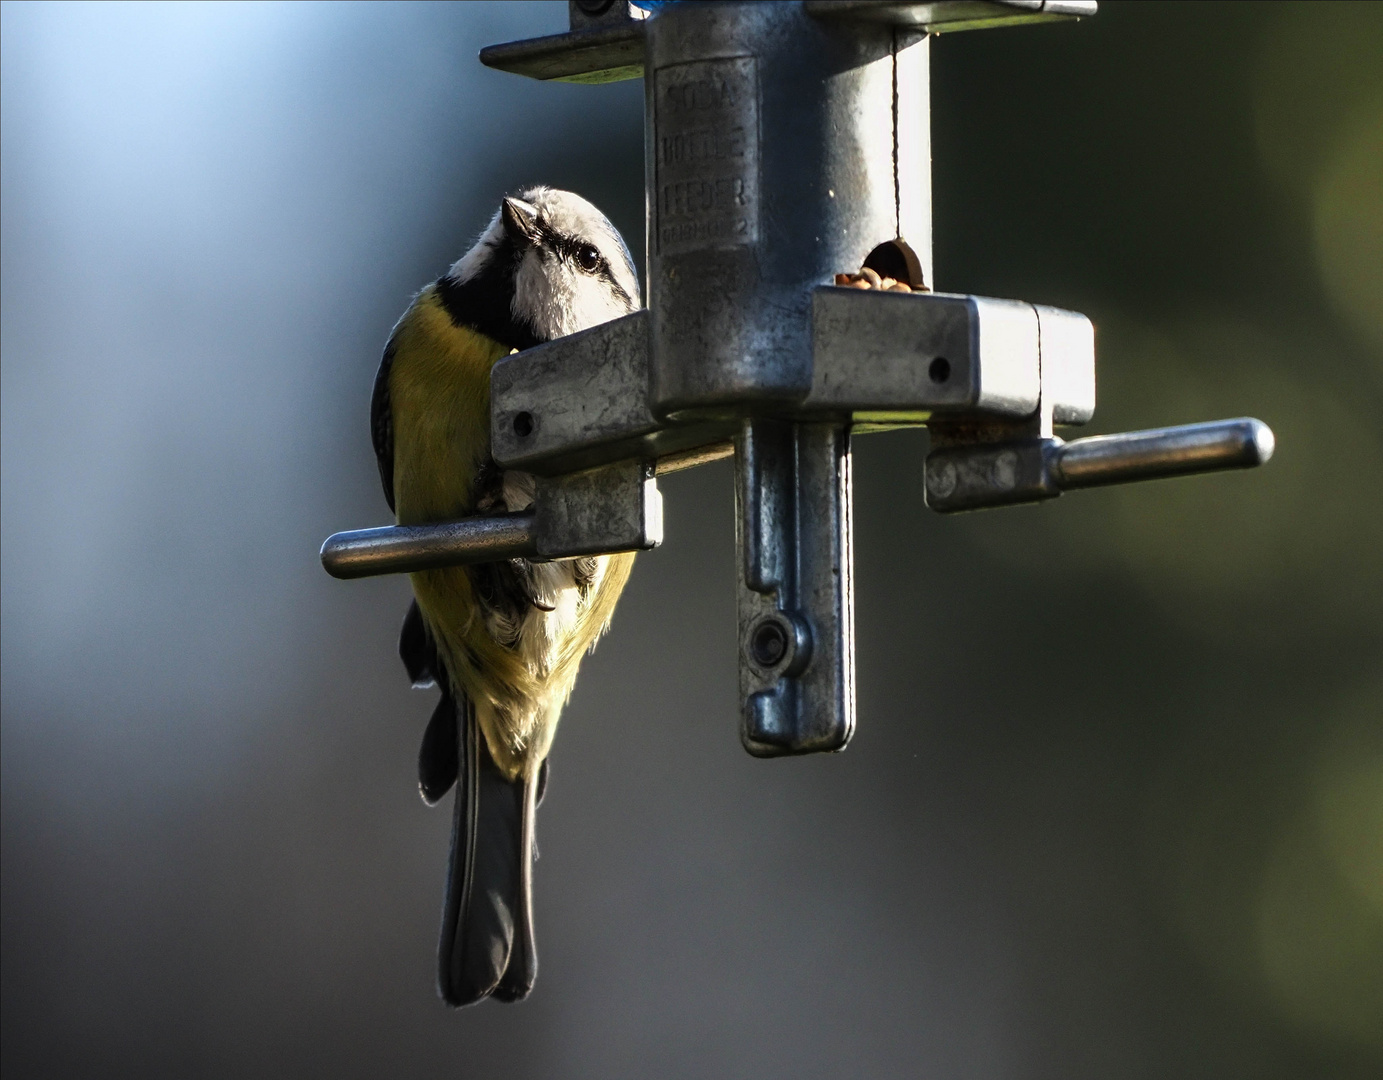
575, 244, 601, 272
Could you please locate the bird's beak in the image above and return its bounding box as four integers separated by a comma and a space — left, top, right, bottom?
502, 197, 541, 245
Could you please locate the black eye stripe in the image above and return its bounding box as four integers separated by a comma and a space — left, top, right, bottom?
536, 222, 607, 271
529, 218, 634, 304
598, 266, 633, 307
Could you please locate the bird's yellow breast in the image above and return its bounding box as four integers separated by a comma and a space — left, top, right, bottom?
389, 286, 512, 526
385, 283, 636, 781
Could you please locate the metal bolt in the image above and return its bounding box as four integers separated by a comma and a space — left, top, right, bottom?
928, 458, 958, 499
992, 450, 1018, 491
750, 619, 789, 668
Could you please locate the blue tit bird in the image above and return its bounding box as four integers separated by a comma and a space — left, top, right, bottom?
371, 187, 641, 1006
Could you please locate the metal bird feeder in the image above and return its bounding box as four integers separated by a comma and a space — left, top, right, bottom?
322, 0, 1274, 757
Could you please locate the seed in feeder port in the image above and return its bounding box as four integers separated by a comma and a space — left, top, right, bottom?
834, 268, 915, 292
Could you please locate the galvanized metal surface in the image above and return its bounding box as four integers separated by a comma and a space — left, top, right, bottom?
737, 421, 855, 756
644, 4, 930, 417
805, 0, 1097, 32
1054, 417, 1275, 488
478, 0, 1098, 85
809, 289, 1043, 419
534, 459, 664, 557
924, 417, 1276, 512
1035, 304, 1096, 425
479, 23, 644, 85
490, 286, 1096, 462
321, 514, 538, 580
491, 312, 657, 471
490, 310, 737, 475
568, 0, 648, 34
322, 461, 663, 579
924, 437, 1055, 512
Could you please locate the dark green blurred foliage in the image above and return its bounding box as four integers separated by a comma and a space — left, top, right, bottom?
924, 0, 1383, 1061
2, 2, 1379, 1077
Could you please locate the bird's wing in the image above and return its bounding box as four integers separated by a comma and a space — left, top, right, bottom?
400, 599, 439, 689
419, 688, 459, 805
371, 332, 397, 513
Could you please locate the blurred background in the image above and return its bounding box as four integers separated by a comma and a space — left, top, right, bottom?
2, 1, 1380, 1076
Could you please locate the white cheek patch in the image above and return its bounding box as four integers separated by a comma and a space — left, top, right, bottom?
513, 247, 636, 342
568, 273, 630, 331
512, 250, 556, 334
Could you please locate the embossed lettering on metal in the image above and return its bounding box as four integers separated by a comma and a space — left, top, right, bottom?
653, 57, 760, 255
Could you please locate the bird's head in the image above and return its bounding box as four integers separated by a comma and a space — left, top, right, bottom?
447, 186, 640, 348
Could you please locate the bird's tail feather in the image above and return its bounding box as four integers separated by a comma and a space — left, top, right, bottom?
436, 696, 538, 1007
492, 771, 538, 1002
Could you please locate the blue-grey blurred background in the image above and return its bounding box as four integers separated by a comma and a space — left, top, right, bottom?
3, 2, 1380, 1076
